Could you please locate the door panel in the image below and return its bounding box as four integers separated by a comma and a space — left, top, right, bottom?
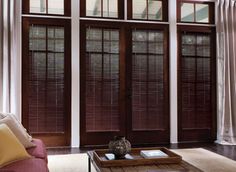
80, 22, 169, 146
22, 18, 71, 147
127, 26, 169, 144
80, 22, 126, 146
178, 26, 216, 142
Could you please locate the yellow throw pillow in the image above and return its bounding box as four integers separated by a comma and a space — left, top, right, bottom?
0, 124, 31, 168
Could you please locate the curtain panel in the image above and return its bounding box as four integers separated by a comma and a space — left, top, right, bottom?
217, 0, 236, 145
0, 0, 20, 119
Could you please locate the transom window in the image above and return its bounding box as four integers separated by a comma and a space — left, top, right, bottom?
22, 0, 71, 16
80, 0, 124, 19
128, 0, 168, 21
178, 0, 214, 24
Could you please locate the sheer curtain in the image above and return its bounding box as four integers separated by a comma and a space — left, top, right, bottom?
217, 0, 236, 145
0, 0, 21, 120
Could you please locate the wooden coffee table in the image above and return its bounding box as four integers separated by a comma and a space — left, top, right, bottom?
87, 150, 203, 172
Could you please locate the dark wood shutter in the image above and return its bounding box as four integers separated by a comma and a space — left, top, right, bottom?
178, 26, 216, 142
22, 18, 71, 146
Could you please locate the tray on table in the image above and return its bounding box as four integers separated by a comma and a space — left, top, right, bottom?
93, 147, 182, 167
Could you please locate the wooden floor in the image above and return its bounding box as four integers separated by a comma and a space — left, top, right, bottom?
47, 142, 236, 161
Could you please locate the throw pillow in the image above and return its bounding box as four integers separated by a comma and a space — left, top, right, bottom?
0, 112, 6, 119
0, 124, 31, 168
0, 115, 35, 148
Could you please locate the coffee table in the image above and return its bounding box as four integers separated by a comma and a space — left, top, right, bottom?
87, 150, 203, 172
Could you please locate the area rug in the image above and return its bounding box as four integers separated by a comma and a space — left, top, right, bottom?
48, 148, 236, 172
172, 148, 236, 172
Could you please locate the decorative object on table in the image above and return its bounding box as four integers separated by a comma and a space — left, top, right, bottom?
140, 150, 169, 159
105, 153, 133, 160
108, 136, 131, 159
92, 147, 182, 167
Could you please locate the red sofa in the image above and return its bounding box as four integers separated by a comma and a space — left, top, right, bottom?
1, 139, 49, 172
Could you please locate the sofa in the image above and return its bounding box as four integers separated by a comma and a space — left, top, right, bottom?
1, 139, 49, 172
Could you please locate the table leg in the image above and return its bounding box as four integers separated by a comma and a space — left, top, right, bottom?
88, 156, 91, 172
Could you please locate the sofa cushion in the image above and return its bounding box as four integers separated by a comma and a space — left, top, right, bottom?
2, 158, 49, 172
0, 115, 35, 148
27, 139, 48, 163
0, 124, 31, 168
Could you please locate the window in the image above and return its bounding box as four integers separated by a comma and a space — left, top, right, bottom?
22, 18, 71, 146
177, 26, 216, 142
22, 0, 71, 16
178, 0, 214, 24
80, 0, 124, 19
128, 0, 168, 21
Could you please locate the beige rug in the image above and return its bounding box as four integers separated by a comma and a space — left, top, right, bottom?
48, 148, 236, 172
172, 148, 236, 172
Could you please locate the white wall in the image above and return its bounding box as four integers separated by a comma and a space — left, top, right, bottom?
169, 0, 178, 144
71, 0, 80, 147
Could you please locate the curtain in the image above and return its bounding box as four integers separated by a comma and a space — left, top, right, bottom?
0, 0, 21, 119
217, 0, 236, 145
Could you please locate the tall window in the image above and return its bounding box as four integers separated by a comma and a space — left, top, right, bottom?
177, 0, 216, 142
22, 0, 71, 146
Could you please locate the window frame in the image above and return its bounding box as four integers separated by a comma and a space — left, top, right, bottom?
127, 0, 168, 22
22, 17, 71, 146
22, 0, 71, 16
177, 25, 216, 142
177, 0, 215, 24
80, 0, 124, 19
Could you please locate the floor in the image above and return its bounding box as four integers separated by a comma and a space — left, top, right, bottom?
47, 142, 236, 161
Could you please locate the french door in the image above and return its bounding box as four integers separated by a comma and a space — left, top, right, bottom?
178, 26, 216, 142
22, 18, 71, 146
80, 21, 169, 146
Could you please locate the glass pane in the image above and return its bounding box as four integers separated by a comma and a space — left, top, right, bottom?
196, 4, 209, 23
86, 0, 102, 17
182, 35, 196, 56
30, 0, 46, 13
133, 0, 147, 19
148, 0, 162, 20
103, 0, 118, 18
181, 3, 194, 22
29, 26, 46, 51
48, 0, 64, 14
48, 27, 64, 52
197, 35, 210, 57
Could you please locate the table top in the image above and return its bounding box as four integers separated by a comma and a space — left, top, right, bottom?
87, 150, 203, 172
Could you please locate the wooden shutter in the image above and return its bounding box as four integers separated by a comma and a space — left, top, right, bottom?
22, 18, 71, 146
178, 26, 216, 142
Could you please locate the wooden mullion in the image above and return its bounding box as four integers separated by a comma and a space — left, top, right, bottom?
45, 26, 48, 132
146, 30, 149, 128
101, 28, 104, 129
101, 0, 103, 17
